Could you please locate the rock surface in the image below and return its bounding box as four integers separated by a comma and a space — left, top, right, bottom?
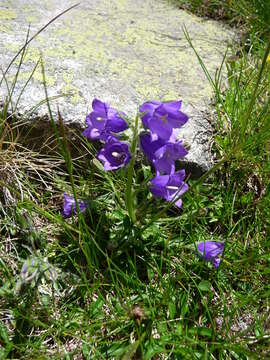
0, 0, 235, 177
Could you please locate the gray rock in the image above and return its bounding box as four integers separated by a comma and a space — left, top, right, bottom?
0, 0, 235, 177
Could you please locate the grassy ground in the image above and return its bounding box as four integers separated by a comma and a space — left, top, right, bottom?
0, 1, 270, 359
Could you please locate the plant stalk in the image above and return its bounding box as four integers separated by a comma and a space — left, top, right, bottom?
125, 114, 139, 223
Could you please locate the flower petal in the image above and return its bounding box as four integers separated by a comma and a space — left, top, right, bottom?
139, 101, 161, 127
197, 241, 225, 268
92, 98, 110, 116
62, 193, 87, 218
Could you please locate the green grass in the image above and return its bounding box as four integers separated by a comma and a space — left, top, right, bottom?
0, 2, 270, 359
172, 0, 270, 40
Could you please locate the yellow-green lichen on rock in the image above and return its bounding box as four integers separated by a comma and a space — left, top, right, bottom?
0, 24, 12, 33
61, 84, 82, 105
25, 15, 39, 24
0, 9, 17, 20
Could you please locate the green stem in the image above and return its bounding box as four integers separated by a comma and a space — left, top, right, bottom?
125, 114, 139, 223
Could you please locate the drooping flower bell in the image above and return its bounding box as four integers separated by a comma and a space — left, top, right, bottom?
97, 138, 131, 171
140, 133, 188, 175
140, 133, 165, 163
82, 98, 128, 141
149, 169, 188, 207
62, 193, 87, 218
197, 241, 225, 268
139, 100, 188, 141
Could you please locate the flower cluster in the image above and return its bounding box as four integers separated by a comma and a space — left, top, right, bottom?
139, 100, 189, 207
82, 99, 130, 171
63, 98, 190, 219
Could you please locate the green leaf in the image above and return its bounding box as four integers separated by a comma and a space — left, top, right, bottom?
198, 280, 211, 292
89, 296, 104, 317
121, 339, 141, 360
168, 301, 176, 320
0, 321, 9, 344
198, 327, 213, 338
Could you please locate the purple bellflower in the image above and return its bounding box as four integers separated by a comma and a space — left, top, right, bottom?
154, 142, 188, 175
140, 133, 165, 163
63, 193, 87, 218
140, 133, 188, 175
150, 169, 188, 207
82, 99, 128, 141
197, 241, 225, 268
97, 138, 131, 171
139, 100, 188, 141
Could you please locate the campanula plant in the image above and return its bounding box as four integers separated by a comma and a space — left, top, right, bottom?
139, 99, 189, 209
58, 96, 229, 271
62, 97, 190, 254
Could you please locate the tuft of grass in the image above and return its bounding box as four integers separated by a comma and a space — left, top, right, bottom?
172, 1, 270, 30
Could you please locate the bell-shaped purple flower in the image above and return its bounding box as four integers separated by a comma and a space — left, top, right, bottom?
197, 241, 225, 268
97, 139, 131, 171
139, 100, 188, 141
139, 100, 161, 128
62, 193, 87, 218
150, 169, 188, 207
140, 133, 188, 175
140, 133, 165, 163
82, 99, 128, 141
